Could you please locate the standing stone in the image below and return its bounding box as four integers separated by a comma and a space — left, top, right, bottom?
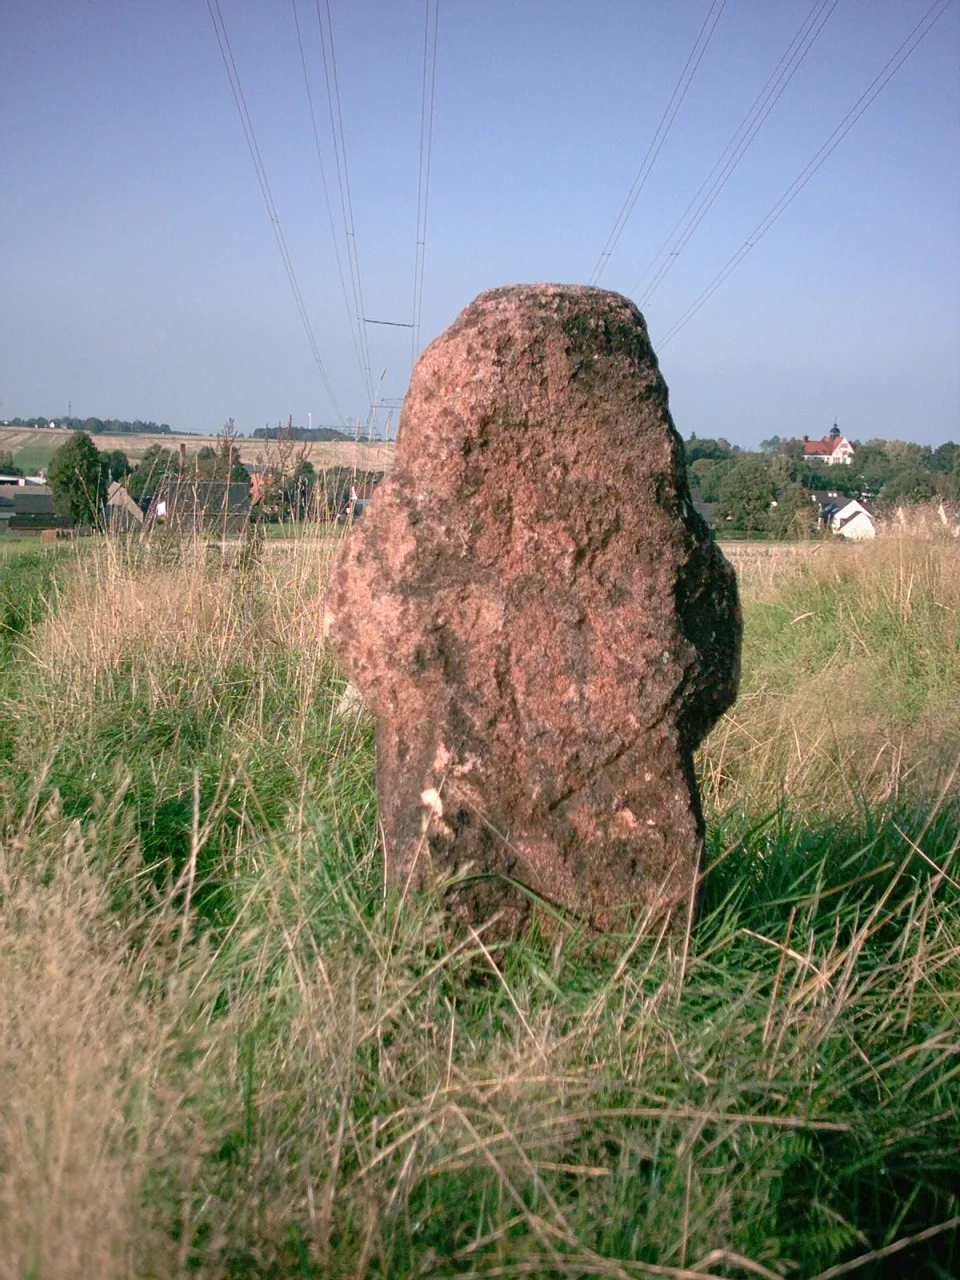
327, 285, 741, 930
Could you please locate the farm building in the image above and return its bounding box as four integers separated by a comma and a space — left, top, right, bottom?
105, 481, 146, 533
0, 484, 71, 533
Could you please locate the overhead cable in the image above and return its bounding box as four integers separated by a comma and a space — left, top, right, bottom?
411, 0, 441, 369
314, 0, 376, 408
658, 0, 954, 349
589, 0, 727, 286
291, 0, 368, 394
206, 0, 346, 424
633, 0, 840, 306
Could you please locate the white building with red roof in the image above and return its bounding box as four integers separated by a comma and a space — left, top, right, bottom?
801, 423, 854, 466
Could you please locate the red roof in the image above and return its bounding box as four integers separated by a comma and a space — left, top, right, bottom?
802, 435, 851, 458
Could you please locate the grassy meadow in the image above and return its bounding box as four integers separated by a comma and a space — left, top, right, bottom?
0, 526, 958, 1278
0, 534, 47, 559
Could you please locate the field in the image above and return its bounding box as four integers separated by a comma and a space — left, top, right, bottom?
0, 527, 957, 1278
0, 427, 397, 475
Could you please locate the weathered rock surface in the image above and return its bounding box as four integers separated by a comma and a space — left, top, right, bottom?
327, 284, 741, 929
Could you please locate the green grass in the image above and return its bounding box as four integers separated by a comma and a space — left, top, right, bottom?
0, 533, 957, 1278
261, 520, 335, 540
12, 440, 61, 472
0, 544, 72, 669
0, 533, 47, 557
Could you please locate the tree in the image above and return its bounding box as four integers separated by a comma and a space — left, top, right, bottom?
59, 416, 172, 436
880, 465, 936, 504
195, 419, 249, 483
690, 456, 736, 502
684, 436, 736, 465
927, 441, 959, 474
769, 482, 817, 540
252, 424, 350, 442
48, 432, 108, 527
768, 453, 794, 490
127, 444, 181, 502
716, 457, 776, 536
103, 448, 131, 482
885, 439, 929, 468
284, 459, 317, 520
799, 460, 857, 497
0, 450, 23, 476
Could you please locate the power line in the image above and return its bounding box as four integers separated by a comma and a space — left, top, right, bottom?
291, 0, 368, 393
314, 0, 376, 409
411, 0, 441, 370
633, 0, 840, 306
658, 0, 953, 350
589, 0, 727, 286
206, 0, 346, 424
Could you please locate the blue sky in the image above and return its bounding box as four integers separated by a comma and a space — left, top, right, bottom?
3, 0, 958, 447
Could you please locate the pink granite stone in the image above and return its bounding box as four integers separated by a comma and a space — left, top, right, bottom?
327, 284, 741, 929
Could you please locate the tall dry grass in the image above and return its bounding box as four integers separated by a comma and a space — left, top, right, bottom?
703, 530, 960, 815
0, 527, 957, 1277
29, 535, 334, 710
0, 822, 210, 1279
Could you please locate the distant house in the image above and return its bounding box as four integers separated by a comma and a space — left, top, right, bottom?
802, 423, 855, 466
0, 484, 71, 533
147, 478, 251, 535
813, 491, 876, 540
688, 486, 719, 531
105, 481, 145, 533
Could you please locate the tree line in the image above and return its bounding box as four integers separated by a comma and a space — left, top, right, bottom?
252, 424, 352, 442
4, 416, 172, 434
686, 434, 960, 537
38, 422, 957, 538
